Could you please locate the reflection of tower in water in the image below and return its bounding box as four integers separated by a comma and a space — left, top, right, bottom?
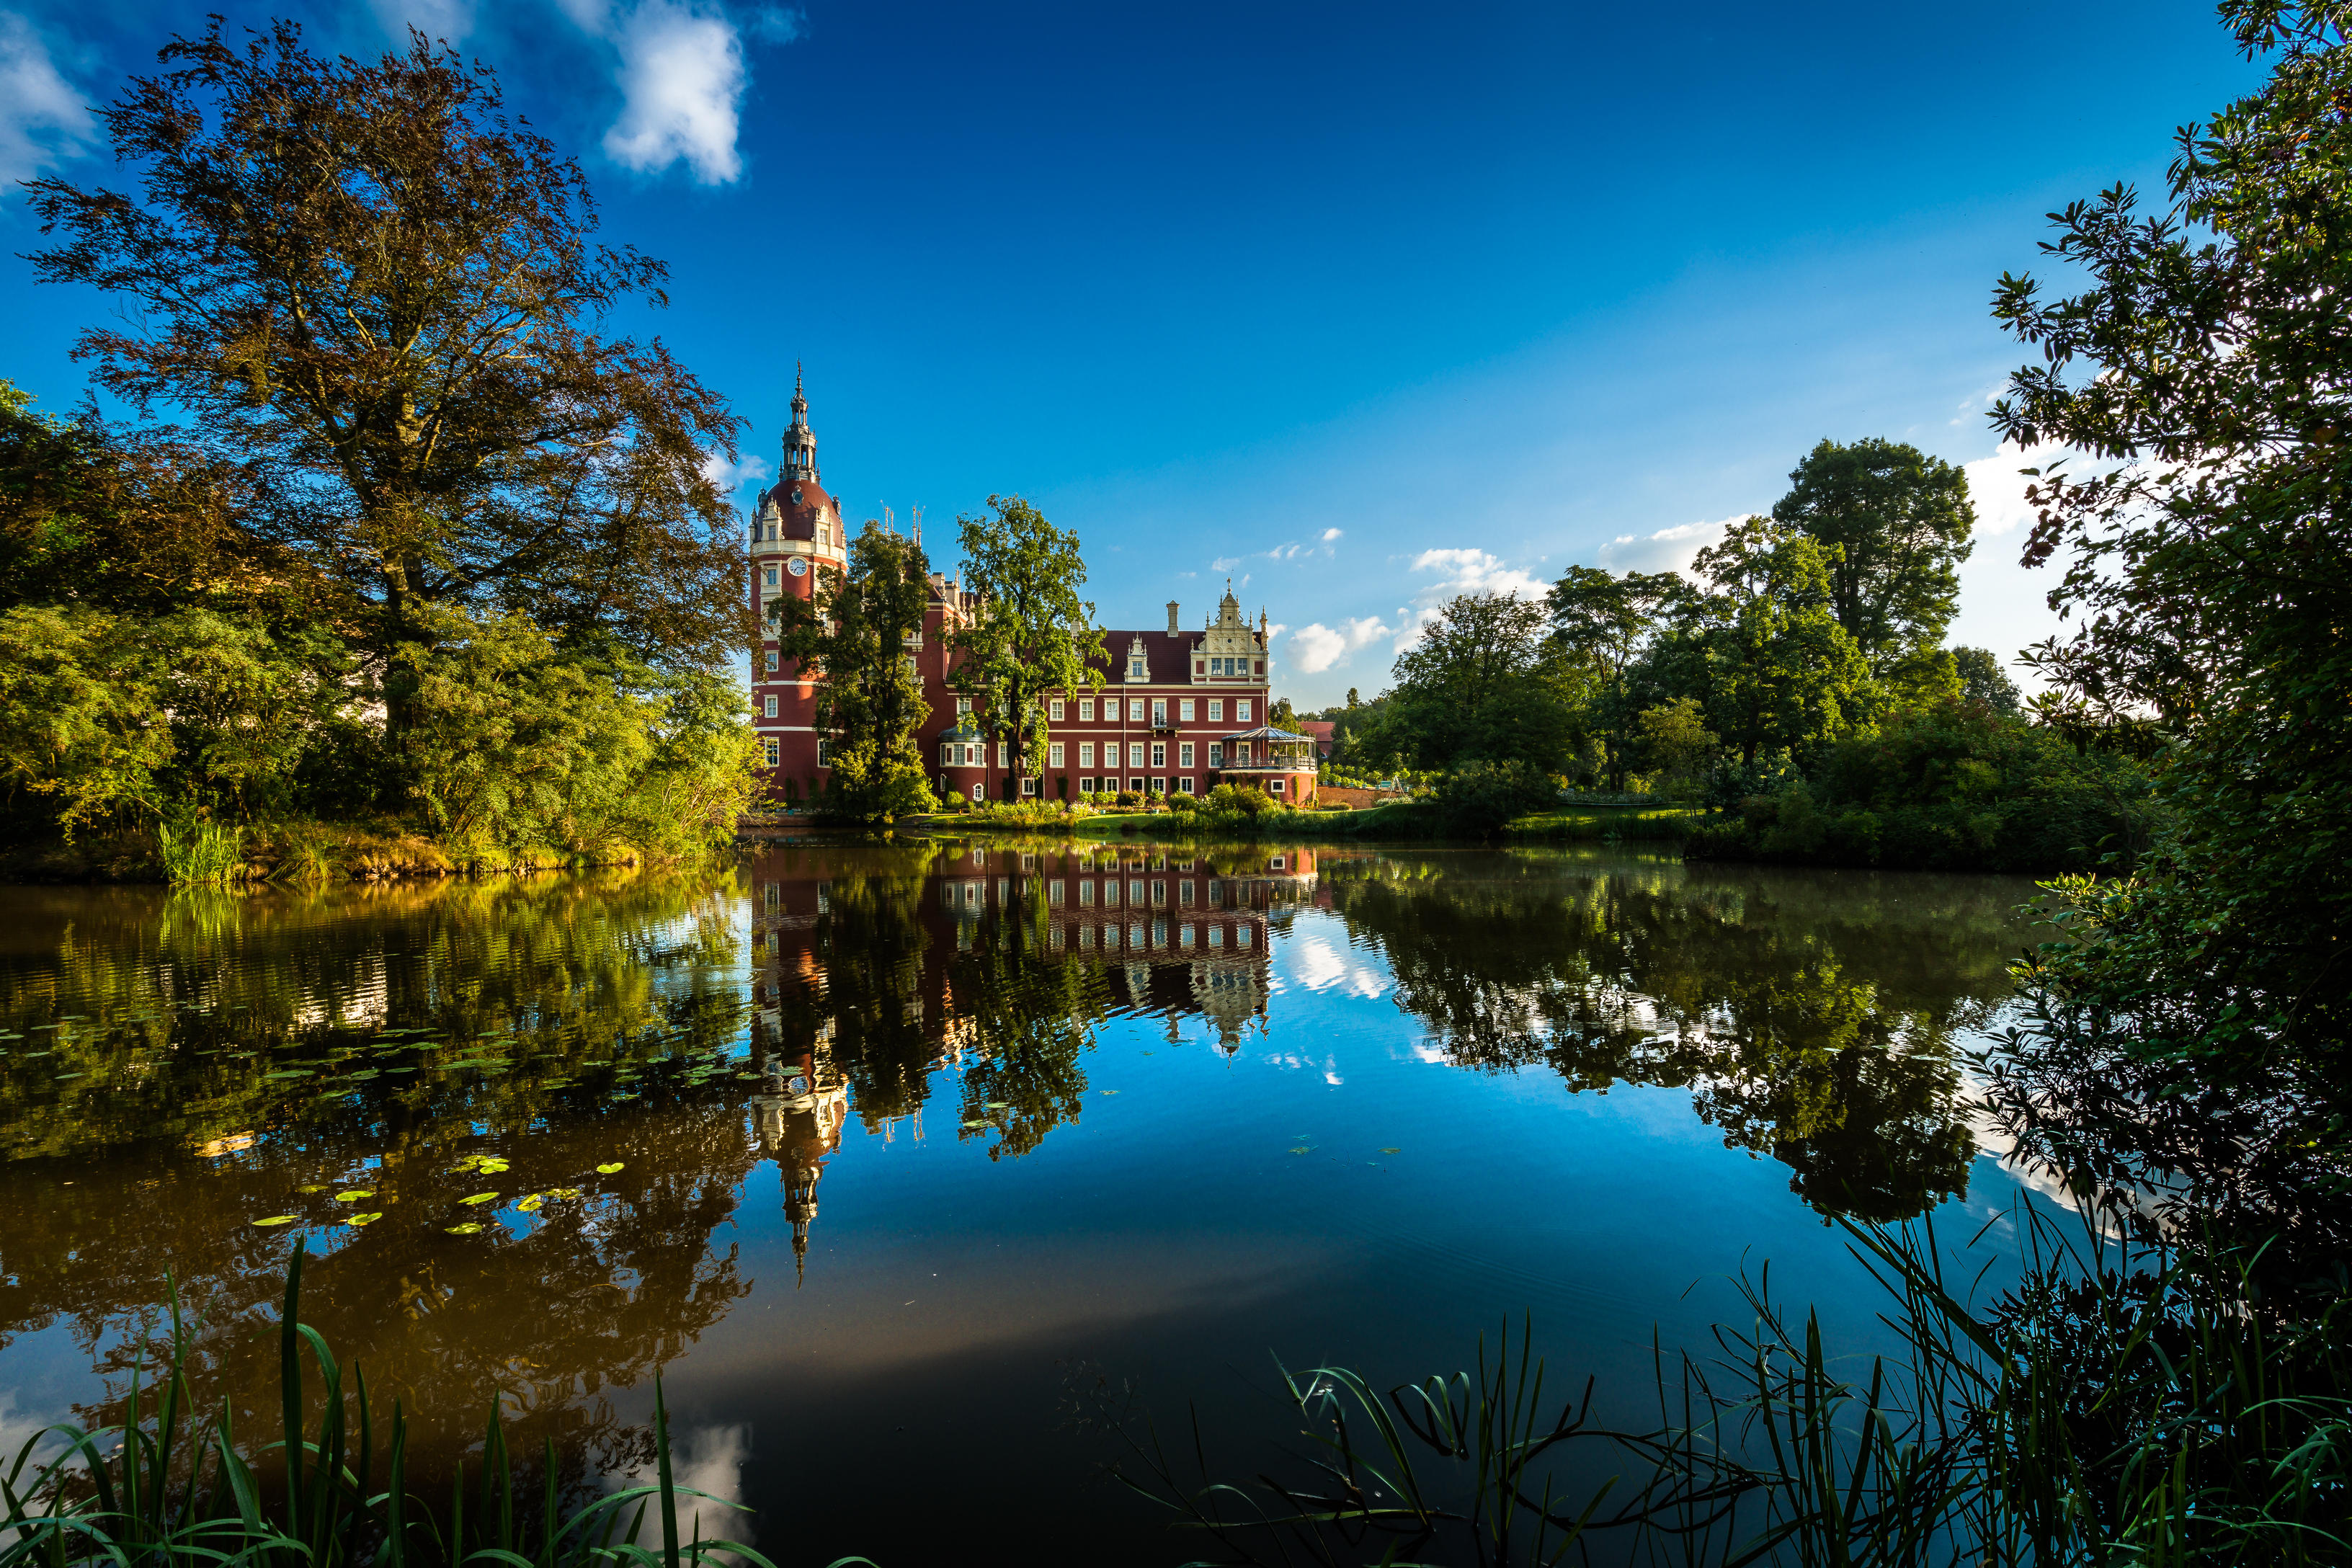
746, 1013, 847, 1285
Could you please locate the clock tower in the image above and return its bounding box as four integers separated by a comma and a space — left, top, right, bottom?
749, 367, 848, 800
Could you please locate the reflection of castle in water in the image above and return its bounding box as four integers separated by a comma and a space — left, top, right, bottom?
739, 842, 1318, 1274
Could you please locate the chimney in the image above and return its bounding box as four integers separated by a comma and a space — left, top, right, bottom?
1166, 600, 1180, 635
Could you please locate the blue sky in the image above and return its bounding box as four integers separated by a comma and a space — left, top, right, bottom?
1, 0, 2259, 706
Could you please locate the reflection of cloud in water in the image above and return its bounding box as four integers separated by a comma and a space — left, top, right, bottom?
0, 1389, 66, 1469
1285, 934, 1388, 999
665, 1424, 756, 1546
681, 1234, 1324, 1386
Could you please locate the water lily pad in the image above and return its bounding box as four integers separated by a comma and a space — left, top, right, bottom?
595, 1162, 625, 1174
264, 1070, 312, 1080
1289, 1146, 1313, 1155
445, 1222, 485, 1235
1378, 1147, 1401, 1154
1100, 1089, 1120, 1096
334, 1190, 373, 1201
986, 1101, 1010, 1110
345, 1212, 383, 1226
460, 1191, 500, 1206
297, 1183, 329, 1193
514, 1193, 543, 1213
961, 1120, 989, 1130
252, 1216, 298, 1226
544, 1187, 581, 1200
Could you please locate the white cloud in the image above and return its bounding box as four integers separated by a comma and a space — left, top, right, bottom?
0, 12, 93, 193
600, 1, 749, 182
1961, 440, 2074, 537
1595, 512, 1750, 576
368, 0, 476, 43
1288, 615, 1393, 673
700, 449, 772, 494
1210, 556, 1241, 573
1319, 527, 1342, 542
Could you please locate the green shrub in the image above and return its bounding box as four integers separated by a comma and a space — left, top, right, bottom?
1427, 759, 1557, 834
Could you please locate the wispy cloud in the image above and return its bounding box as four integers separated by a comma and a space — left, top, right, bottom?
1596, 514, 1750, 576
368, 0, 476, 44
1210, 556, 1241, 573
0, 12, 93, 195
1319, 527, 1342, 542
700, 449, 772, 494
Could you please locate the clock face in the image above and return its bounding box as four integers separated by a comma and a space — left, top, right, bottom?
787, 557, 809, 577
790, 487, 803, 505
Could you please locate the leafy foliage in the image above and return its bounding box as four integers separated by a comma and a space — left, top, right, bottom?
23, 20, 747, 684
948, 496, 1105, 796
772, 521, 937, 824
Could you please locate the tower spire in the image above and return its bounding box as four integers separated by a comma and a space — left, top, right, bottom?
783, 362, 817, 483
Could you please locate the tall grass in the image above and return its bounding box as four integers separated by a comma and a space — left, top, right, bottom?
0, 1245, 873, 1568
1117, 1208, 2352, 1566
156, 814, 245, 886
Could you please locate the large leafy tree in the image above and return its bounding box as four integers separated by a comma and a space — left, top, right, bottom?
23, 20, 746, 702
772, 522, 938, 823
1985, 0, 2352, 1247
1769, 437, 1975, 676
1546, 565, 1695, 788
1689, 517, 1879, 765
948, 496, 1104, 796
1382, 591, 1587, 772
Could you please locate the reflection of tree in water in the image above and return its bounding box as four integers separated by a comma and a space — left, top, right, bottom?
1319, 851, 2031, 1220
947, 881, 1113, 1160
0, 868, 768, 1502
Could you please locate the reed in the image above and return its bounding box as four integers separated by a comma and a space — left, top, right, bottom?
156, 814, 246, 886
1118, 1208, 2352, 1566
0, 1245, 874, 1568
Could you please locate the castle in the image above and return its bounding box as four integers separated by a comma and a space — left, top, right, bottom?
748, 375, 1318, 807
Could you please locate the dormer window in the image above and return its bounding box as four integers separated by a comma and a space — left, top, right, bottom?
1130, 657, 1146, 679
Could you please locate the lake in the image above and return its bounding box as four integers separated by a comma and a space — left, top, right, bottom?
0, 839, 2057, 1565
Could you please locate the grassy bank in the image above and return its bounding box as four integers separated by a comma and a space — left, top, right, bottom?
1, 819, 705, 886
917, 798, 1704, 844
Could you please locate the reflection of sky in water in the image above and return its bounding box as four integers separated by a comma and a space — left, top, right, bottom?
0, 848, 2065, 1567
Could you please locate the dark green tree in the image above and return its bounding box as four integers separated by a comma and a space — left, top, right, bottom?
1547, 565, 1696, 788
772, 522, 937, 823
1689, 518, 1879, 764
1769, 438, 1975, 684
948, 496, 1105, 797
1951, 646, 2022, 711
1985, 0, 2352, 1251
1383, 592, 1587, 772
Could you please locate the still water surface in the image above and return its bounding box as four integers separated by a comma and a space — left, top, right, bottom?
0, 841, 2052, 1564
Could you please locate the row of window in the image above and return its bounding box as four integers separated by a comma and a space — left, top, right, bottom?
939, 740, 1260, 770
760, 738, 829, 769
1041, 697, 1252, 725
949, 776, 1292, 802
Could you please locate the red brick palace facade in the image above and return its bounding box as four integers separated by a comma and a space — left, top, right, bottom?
749, 379, 1318, 808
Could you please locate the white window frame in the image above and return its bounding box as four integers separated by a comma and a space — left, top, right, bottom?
1079, 778, 1097, 795
1128, 699, 1144, 722
766, 649, 780, 672
1151, 742, 1166, 768
1208, 700, 1224, 722
1079, 698, 1095, 721
1238, 700, 1253, 722
1208, 743, 1224, 767
1180, 698, 1195, 720
1080, 741, 1095, 767
1179, 741, 1194, 767
762, 738, 780, 767
958, 696, 973, 713
1050, 698, 1065, 721
971, 783, 984, 802
1049, 742, 1065, 767
1178, 775, 1196, 793
1268, 778, 1285, 794
1152, 699, 1167, 725
1128, 742, 1144, 767
763, 695, 779, 718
